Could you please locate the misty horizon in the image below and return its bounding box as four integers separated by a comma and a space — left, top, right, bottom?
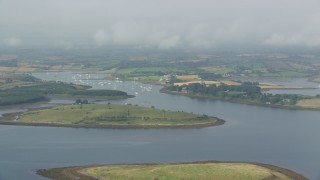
1, 0, 320, 50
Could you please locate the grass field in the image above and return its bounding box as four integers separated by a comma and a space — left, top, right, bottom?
261, 71, 308, 77
174, 80, 220, 86
115, 68, 138, 74
311, 77, 320, 83
258, 85, 304, 90
297, 99, 320, 109
176, 75, 199, 81
199, 66, 235, 74
288, 62, 312, 70
220, 80, 241, 85
134, 75, 162, 81
19, 104, 219, 127
115, 67, 188, 77
173, 80, 240, 87
79, 163, 299, 180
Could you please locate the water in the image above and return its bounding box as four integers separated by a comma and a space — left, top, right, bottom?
0, 72, 319, 179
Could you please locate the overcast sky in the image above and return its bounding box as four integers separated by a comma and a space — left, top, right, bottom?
1, 0, 320, 49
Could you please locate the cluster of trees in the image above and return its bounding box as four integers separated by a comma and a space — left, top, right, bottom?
186, 82, 261, 95
166, 82, 301, 106
75, 99, 89, 104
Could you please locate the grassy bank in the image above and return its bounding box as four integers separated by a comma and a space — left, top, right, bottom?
37, 161, 307, 180
1, 104, 223, 128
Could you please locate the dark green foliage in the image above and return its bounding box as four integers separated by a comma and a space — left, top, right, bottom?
166, 82, 302, 106
0, 81, 128, 106
0, 91, 48, 105
75, 99, 89, 104
9, 82, 82, 95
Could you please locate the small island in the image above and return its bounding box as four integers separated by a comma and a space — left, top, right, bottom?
0, 73, 133, 106
0, 104, 224, 128
37, 161, 307, 180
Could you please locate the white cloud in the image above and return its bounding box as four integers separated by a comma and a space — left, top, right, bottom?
158, 35, 180, 49
93, 29, 110, 46
3, 37, 22, 47
2, 0, 320, 48
53, 40, 74, 49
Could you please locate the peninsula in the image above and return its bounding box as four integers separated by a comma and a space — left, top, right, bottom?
162, 82, 320, 110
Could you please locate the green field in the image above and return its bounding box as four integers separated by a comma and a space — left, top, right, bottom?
114, 66, 188, 82
82, 163, 290, 180
261, 71, 308, 77
135, 75, 162, 81
18, 104, 220, 127
199, 66, 235, 74
116, 67, 186, 75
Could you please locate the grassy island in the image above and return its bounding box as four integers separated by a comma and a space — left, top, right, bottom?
37, 161, 307, 180
1, 104, 224, 128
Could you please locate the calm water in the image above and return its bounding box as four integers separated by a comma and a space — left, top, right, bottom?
0, 72, 320, 179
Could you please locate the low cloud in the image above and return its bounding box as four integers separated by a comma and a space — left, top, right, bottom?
53, 40, 74, 49
3, 37, 22, 47
158, 35, 180, 49
2, 0, 320, 48
93, 30, 110, 46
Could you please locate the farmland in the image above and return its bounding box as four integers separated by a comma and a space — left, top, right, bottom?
2, 48, 320, 82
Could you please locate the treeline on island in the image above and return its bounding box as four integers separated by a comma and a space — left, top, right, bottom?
166, 82, 302, 106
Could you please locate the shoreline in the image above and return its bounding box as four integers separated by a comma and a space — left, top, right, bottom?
36, 161, 307, 180
160, 87, 320, 111
261, 87, 317, 91
47, 94, 135, 101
